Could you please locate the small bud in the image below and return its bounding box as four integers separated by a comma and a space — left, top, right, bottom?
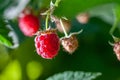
76, 12, 89, 24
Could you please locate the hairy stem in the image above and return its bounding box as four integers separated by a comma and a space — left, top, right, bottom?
60, 19, 68, 37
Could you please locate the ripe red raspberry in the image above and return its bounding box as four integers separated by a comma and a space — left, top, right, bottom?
61, 35, 78, 54
34, 29, 60, 59
114, 42, 120, 61
19, 14, 40, 37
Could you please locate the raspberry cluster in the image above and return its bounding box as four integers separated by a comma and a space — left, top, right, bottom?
16, 0, 120, 61
18, 3, 80, 59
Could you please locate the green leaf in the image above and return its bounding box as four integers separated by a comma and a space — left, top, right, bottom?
46, 71, 102, 80
0, 35, 12, 47
89, 3, 114, 23
4, 0, 30, 19
0, 19, 13, 47
0, 0, 11, 14
54, 0, 120, 18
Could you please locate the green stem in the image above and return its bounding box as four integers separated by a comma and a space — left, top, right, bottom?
54, 0, 61, 7
109, 19, 118, 35
60, 19, 68, 37
45, 13, 50, 30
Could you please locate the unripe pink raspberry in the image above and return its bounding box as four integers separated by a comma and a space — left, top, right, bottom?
61, 35, 78, 54
114, 42, 120, 61
34, 29, 60, 59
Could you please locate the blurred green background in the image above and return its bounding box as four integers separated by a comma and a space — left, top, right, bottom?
0, 0, 120, 80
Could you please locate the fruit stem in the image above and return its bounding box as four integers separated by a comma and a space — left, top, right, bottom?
109, 19, 118, 35
60, 19, 68, 37
45, 0, 61, 30
45, 12, 50, 30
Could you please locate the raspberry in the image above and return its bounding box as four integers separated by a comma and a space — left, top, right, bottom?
34, 29, 60, 59
19, 14, 40, 37
114, 42, 120, 61
61, 35, 78, 54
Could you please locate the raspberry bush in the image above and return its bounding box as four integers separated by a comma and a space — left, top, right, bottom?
1, 0, 120, 80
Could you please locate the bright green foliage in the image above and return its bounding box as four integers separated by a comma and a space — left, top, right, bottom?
54, 0, 120, 18
0, 19, 12, 47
